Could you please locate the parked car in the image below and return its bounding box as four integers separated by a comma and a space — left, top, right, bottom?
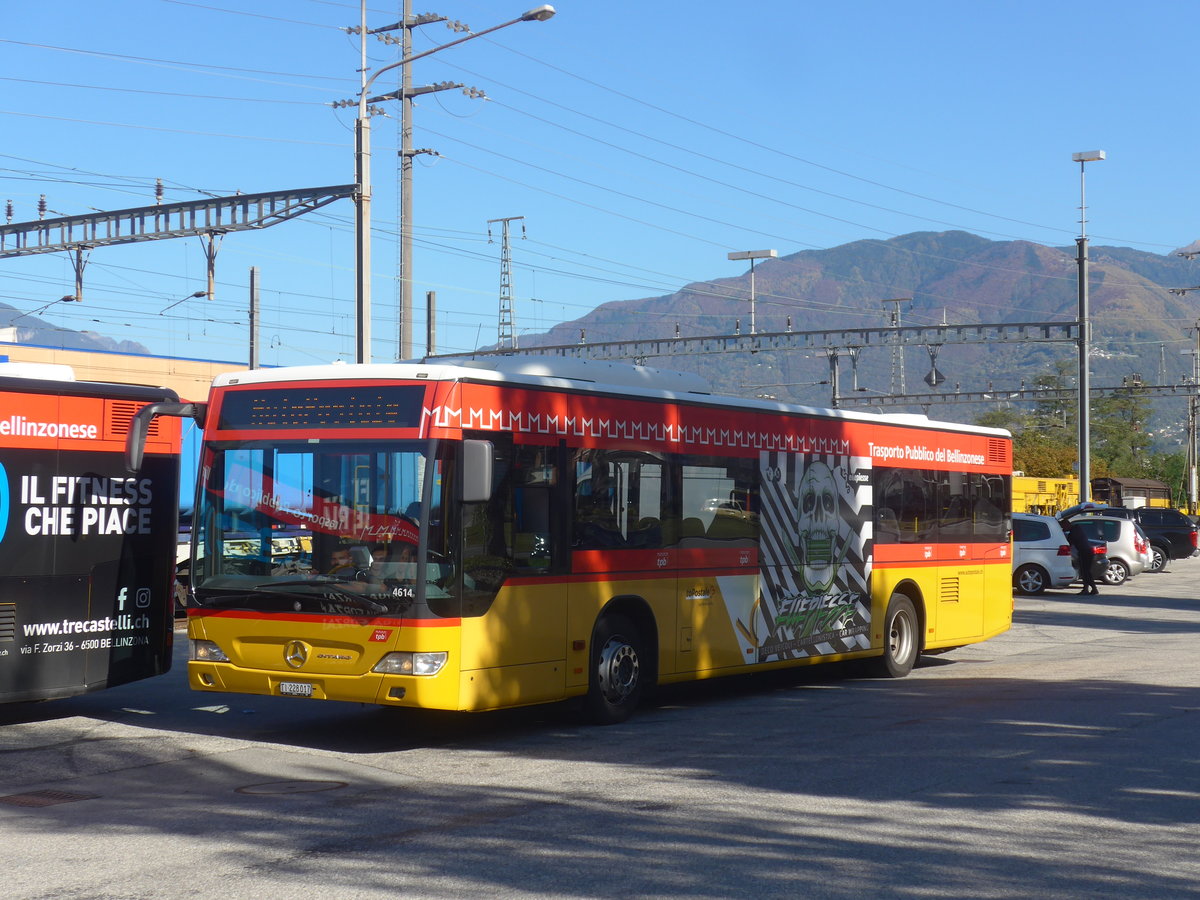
1134, 523, 1154, 574
1077, 506, 1197, 572
1012, 513, 1079, 595
1062, 514, 1149, 585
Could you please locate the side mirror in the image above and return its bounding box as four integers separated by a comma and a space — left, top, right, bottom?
462, 440, 494, 502
125, 401, 207, 472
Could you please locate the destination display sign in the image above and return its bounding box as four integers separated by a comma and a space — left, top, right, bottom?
216, 385, 426, 430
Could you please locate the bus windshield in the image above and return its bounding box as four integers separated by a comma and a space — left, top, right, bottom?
192, 438, 454, 617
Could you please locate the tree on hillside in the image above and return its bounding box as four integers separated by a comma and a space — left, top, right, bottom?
1091, 388, 1154, 477
975, 375, 1161, 480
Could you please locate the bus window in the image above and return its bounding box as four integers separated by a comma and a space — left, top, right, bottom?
677, 456, 758, 544
193, 439, 451, 617
573, 449, 665, 550
875, 469, 936, 543
459, 441, 568, 613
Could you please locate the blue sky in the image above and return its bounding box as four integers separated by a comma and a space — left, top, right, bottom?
2, 0, 1197, 368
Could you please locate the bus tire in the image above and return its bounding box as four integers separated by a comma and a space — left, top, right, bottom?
874, 593, 919, 678
585, 614, 644, 725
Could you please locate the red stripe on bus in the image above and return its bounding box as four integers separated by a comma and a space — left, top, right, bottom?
873, 542, 1010, 564
187, 609, 461, 627
570, 546, 758, 573
207, 378, 1012, 472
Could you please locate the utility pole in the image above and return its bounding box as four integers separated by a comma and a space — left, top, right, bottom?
1174, 257, 1200, 512
398, 0, 417, 361
392, 1, 456, 360
1073, 150, 1106, 504
489, 216, 524, 350
248, 267, 262, 369
351, 2, 453, 360
1172, 291, 1200, 513
883, 298, 910, 395
341, 3, 551, 362
1189, 329, 1198, 515
425, 290, 437, 357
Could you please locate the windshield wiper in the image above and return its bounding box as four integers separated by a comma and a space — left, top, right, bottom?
251, 579, 389, 615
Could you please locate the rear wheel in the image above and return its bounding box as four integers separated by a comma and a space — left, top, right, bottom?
585, 614, 644, 725
873, 593, 919, 678
1102, 559, 1129, 585
1014, 564, 1048, 595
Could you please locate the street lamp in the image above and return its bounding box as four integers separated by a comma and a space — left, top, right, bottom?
12, 295, 77, 324
727, 249, 776, 335
158, 290, 208, 316
1073, 149, 1105, 504
348, 4, 555, 364
1184, 347, 1200, 515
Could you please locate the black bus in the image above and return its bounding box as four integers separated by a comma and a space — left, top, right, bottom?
0, 364, 181, 702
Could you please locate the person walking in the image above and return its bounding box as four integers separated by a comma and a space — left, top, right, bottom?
1067, 520, 1100, 595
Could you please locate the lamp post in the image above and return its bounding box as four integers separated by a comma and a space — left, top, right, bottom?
1072, 150, 1105, 504
1174, 297, 1200, 515
349, 4, 555, 364
158, 290, 208, 316
1184, 346, 1199, 516
12, 294, 77, 324
727, 249, 777, 335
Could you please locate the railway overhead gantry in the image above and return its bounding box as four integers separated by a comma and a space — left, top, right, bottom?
0, 185, 355, 302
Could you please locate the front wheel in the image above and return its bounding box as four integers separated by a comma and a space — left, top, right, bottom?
873, 593, 919, 678
1102, 559, 1129, 586
174, 561, 191, 616
1148, 545, 1167, 573
585, 614, 644, 725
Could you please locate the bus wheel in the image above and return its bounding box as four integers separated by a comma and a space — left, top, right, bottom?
585, 614, 643, 725
173, 562, 191, 617
875, 593, 919, 678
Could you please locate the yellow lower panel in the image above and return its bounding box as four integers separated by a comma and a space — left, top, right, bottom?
458, 582, 567, 671
458, 660, 568, 711
188, 661, 466, 709
872, 561, 1012, 652
187, 613, 466, 708
565, 575, 679, 689
864, 561, 1012, 652
189, 661, 376, 702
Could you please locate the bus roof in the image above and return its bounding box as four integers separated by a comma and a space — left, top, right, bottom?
211, 356, 1010, 439
0, 362, 75, 381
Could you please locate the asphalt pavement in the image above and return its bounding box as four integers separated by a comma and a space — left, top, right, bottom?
1, 559, 1198, 899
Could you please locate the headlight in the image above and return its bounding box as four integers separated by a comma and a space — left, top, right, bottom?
372, 651, 447, 676
190, 639, 230, 662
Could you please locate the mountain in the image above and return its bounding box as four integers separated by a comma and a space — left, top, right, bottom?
517, 230, 1200, 430
0, 302, 152, 355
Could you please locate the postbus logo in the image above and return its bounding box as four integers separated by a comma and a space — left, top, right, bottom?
0, 461, 8, 545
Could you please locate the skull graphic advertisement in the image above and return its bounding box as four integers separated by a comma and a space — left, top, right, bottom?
796, 460, 842, 593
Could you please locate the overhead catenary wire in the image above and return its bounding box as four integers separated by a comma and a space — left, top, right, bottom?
1, 7, 1190, 370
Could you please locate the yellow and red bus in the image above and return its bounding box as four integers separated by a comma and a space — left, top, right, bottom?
0, 363, 181, 703
155, 357, 1012, 723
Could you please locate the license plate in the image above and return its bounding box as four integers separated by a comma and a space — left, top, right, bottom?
278, 681, 313, 697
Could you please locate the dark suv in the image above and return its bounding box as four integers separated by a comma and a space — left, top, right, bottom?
1081, 507, 1197, 572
